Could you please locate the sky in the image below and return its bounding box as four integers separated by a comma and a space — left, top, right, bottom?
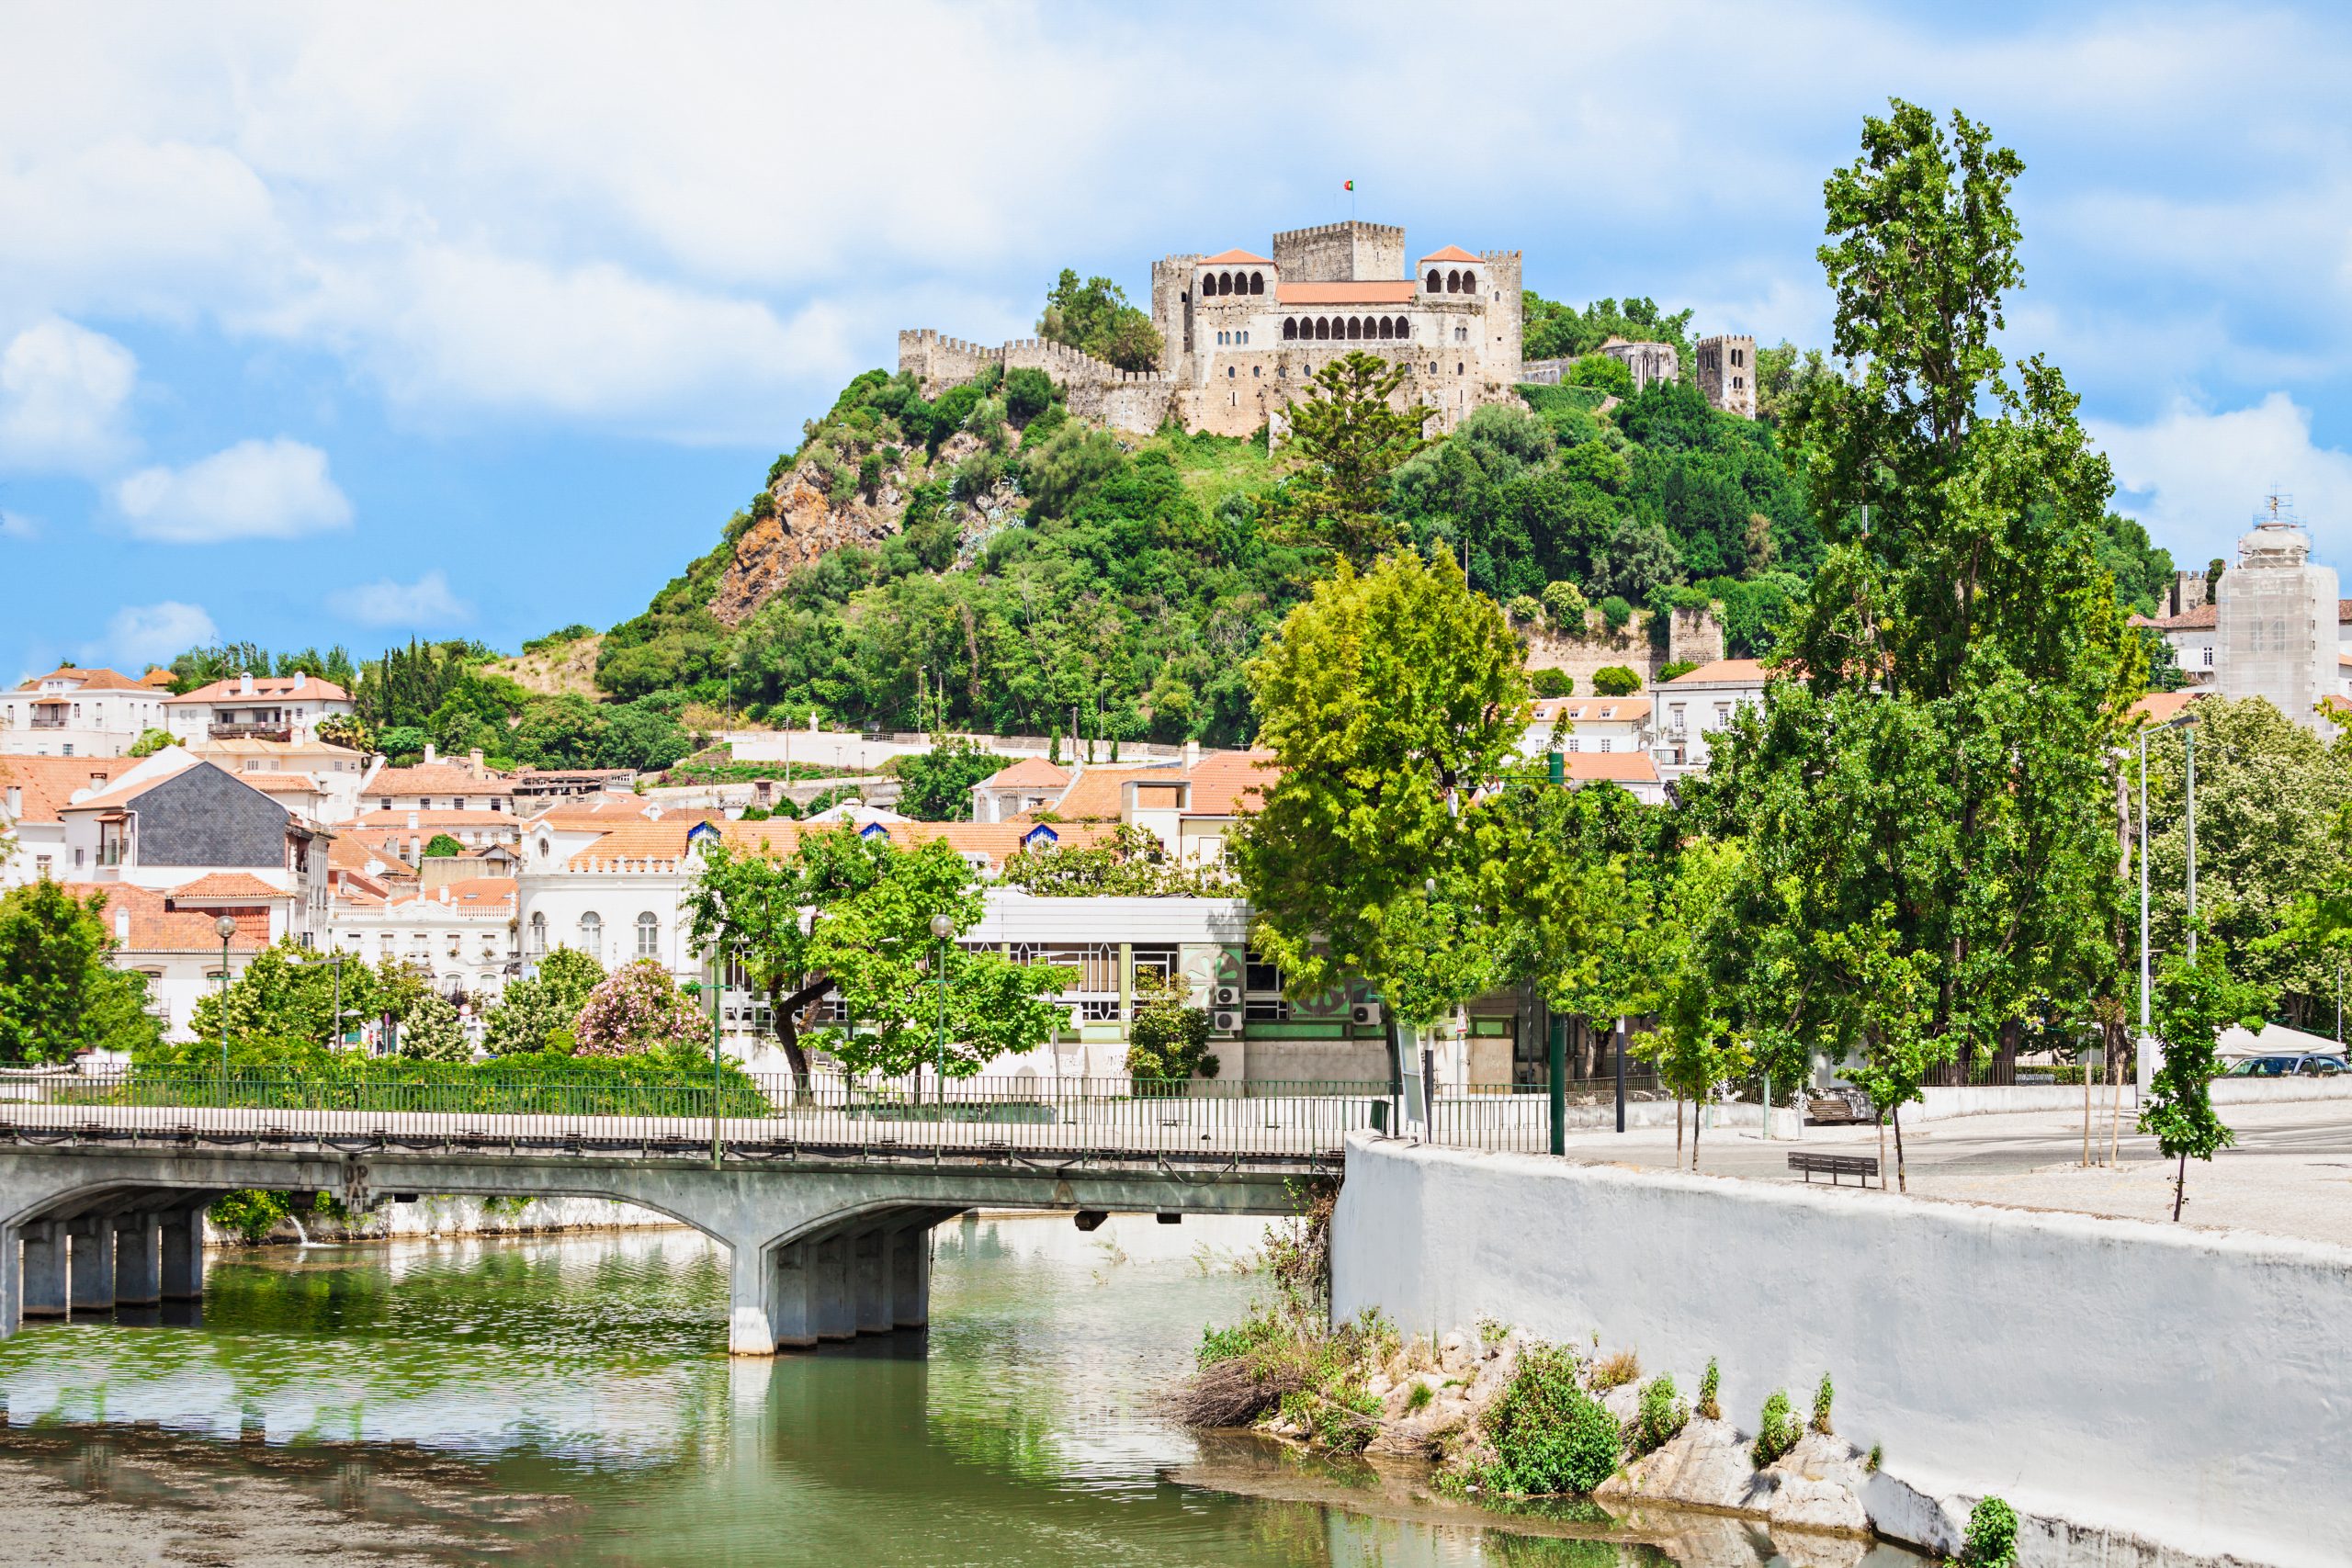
5, 1, 2352, 682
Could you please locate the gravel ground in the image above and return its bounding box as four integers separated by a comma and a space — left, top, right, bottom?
1556, 1098, 2352, 1249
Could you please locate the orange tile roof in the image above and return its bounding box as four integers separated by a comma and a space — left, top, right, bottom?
1420, 245, 1482, 263
170, 873, 288, 901
1663, 659, 1770, 687
977, 756, 1069, 791
0, 756, 143, 824
2128, 691, 2211, 726
393, 876, 515, 911
1046, 763, 1185, 822
165, 673, 352, 705
241, 772, 323, 794
366, 763, 515, 796
139, 668, 176, 689
1532, 698, 1654, 723
1276, 281, 1419, 306
1560, 751, 1661, 784
61, 882, 271, 953
1200, 248, 1274, 266
2154, 604, 2217, 630
14, 665, 153, 693
1183, 750, 1277, 818
534, 797, 657, 826
711, 817, 1117, 873
563, 819, 701, 870
330, 836, 417, 877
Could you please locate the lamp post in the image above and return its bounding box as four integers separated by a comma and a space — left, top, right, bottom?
214, 915, 239, 1080
929, 912, 954, 1107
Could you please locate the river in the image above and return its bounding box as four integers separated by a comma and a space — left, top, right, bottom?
0, 1215, 1926, 1566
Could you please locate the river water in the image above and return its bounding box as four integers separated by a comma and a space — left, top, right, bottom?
0, 1215, 1924, 1566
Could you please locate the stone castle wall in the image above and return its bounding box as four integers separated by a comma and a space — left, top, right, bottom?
1273, 220, 1407, 283
1696, 333, 1758, 420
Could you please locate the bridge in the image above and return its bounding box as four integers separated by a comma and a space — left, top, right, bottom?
0, 1074, 1437, 1355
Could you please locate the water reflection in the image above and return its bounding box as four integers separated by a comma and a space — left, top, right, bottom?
0, 1216, 1923, 1567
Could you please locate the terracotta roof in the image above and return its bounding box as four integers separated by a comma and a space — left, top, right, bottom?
165, 673, 352, 705
535, 797, 658, 826
1276, 281, 1419, 305
1662, 659, 1770, 688
2154, 604, 2217, 630
139, 668, 176, 689
366, 763, 515, 797
1183, 750, 1277, 818
330, 836, 416, 877
1045, 763, 1186, 822
1420, 245, 1483, 264
1532, 698, 1654, 723
1200, 248, 1274, 266
0, 756, 143, 824
2129, 691, 2211, 726
976, 756, 1069, 791
13, 666, 153, 693
61, 882, 270, 953
563, 819, 702, 870
355, 808, 520, 829
169, 873, 288, 901
1560, 751, 1661, 784
240, 772, 322, 794
395, 877, 515, 911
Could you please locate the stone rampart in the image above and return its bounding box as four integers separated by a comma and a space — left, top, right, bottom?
1332, 1134, 2351, 1567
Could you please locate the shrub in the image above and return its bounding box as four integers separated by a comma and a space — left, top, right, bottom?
1752, 1390, 1801, 1468
1632, 1374, 1688, 1456
1406, 1381, 1434, 1413
1506, 593, 1544, 626
210, 1190, 291, 1244
397, 992, 471, 1062
1697, 1359, 1721, 1420
574, 959, 707, 1056
1476, 1344, 1623, 1496
1003, 367, 1057, 424
1532, 668, 1574, 698
1960, 1496, 2019, 1566
1656, 659, 1698, 682
1600, 594, 1634, 632
1542, 580, 1589, 629
1592, 665, 1641, 696
127, 728, 175, 758
1811, 1371, 1834, 1435
1589, 1348, 1640, 1390
423, 833, 464, 858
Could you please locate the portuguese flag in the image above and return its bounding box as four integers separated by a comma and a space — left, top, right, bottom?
1343, 179, 1354, 191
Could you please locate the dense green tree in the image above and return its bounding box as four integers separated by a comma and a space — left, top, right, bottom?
1271, 352, 1430, 568
1521, 291, 1695, 362
396, 991, 471, 1061
483, 948, 605, 1055
598, 701, 693, 772
423, 833, 463, 858
127, 728, 175, 758
0, 883, 162, 1063
1037, 268, 1163, 371
894, 738, 1010, 822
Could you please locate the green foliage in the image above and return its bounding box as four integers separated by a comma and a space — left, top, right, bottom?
1590, 665, 1640, 696
1541, 580, 1589, 627
1599, 595, 1632, 631
2142, 943, 2267, 1216
315, 714, 374, 754
1811, 1372, 1834, 1434
1038, 269, 1163, 372
1521, 291, 1695, 363
177, 942, 424, 1063
1002, 367, 1060, 424
1532, 668, 1575, 697
1753, 339, 1833, 428
1507, 592, 1544, 626
1125, 968, 1218, 1083
1566, 353, 1634, 399
1959, 1496, 2020, 1567
1656, 660, 1697, 682
1002, 823, 1238, 897
168, 641, 359, 694
423, 833, 464, 858
1633, 1375, 1689, 1456
522, 623, 596, 654
483, 948, 605, 1055
1751, 1390, 1801, 1467
127, 728, 175, 758
209, 1190, 291, 1245
1271, 352, 1430, 568
379, 725, 428, 764
1476, 1345, 1623, 1496
396, 991, 471, 1061
0, 882, 163, 1063
574, 959, 707, 1056
598, 700, 693, 772
894, 738, 1004, 821
1697, 1359, 1721, 1421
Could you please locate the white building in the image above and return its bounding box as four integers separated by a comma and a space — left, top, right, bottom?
2216, 511, 2340, 732
0, 667, 173, 757
188, 734, 374, 824
361, 750, 516, 815
327, 875, 516, 1003
0, 755, 142, 886
1651, 658, 1770, 774
65, 882, 270, 1041
162, 671, 356, 747
1523, 696, 1653, 759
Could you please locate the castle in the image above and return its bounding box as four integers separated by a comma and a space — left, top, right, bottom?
899, 220, 1756, 440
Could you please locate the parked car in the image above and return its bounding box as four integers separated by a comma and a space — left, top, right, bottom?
2225, 1054, 2346, 1077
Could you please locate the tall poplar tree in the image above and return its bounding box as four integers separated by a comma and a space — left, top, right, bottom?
1694, 102, 2142, 1180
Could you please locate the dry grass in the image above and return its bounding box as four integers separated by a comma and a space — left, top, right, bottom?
1589, 1349, 1641, 1390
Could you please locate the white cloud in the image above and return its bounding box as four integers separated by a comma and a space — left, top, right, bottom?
327, 568, 472, 627
2089, 393, 2352, 564
85, 601, 217, 669
0, 509, 37, 541
113, 437, 352, 543
0, 317, 138, 474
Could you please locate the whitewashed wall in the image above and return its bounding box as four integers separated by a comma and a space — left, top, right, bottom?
1331, 1135, 2351, 1568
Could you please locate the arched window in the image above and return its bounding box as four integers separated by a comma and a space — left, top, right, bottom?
1250, 272, 1264, 294
1216, 271, 1232, 295
637, 911, 661, 957
1283, 318, 1297, 340
1336, 317, 1351, 339
578, 911, 602, 956
1457, 362, 1464, 376
1376, 317, 1394, 340
1462, 270, 1476, 293
528, 912, 547, 953
1395, 316, 1409, 338
1315, 318, 1330, 340
1426, 269, 1442, 292
1446, 269, 1461, 293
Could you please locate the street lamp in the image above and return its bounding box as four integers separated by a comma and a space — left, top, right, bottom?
930, 912, 955, 1107
214, 915, 239, 1079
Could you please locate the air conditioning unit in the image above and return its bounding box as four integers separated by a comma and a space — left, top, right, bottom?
1212, 1009, 1242, 1035
1213, 984, 1241, 1008
1351, 1002, 1384, 1027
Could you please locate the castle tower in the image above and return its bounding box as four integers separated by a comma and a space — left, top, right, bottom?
2217, 496, 2337, 730
1273, 220, 1407, 282
1696, 334, 1758, 419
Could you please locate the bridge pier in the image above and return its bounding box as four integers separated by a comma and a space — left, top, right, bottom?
116, 1212, 162, 1306
68, 1214, 116, 1312
890, 1225, 930, 1329
854, 1231, 889, 1334
19, 1222, 67, 1318
160, 1204, 206, 1300
814, 1235, 854, 1340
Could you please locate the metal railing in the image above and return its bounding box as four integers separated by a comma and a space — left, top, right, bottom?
1425, 1075, 1669, 1154
0, 1073, 1396, 1166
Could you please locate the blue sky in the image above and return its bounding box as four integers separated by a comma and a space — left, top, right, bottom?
6, 2, 2352, 681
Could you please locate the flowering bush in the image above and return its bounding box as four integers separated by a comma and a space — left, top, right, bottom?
573, 959, 706, 1057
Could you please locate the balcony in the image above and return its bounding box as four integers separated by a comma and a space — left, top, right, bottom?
209, 722, 292, 741
28, 714, 68, 730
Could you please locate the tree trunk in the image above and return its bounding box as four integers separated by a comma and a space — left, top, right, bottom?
2173, 1150, 2188, 1221
1876, 1110, 1888, 1186
1892, 1103, 1908, 1194
768, 975, 834, 1100
1691, 1095, 1702, 1172
1677, 1096, 1684, 1163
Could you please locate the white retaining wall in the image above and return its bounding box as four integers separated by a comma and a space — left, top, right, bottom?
1331, 1134, 2352, 1567
1911, 1076, 2352, 1122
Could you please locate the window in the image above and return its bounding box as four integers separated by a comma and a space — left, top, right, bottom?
1252, 365, 1261, 378
1565, 738, 1579, 752
1249, 272, 1263, 295
34, 854, 50, 876
62, 744, 73, 756
1426, 268, 1441, 291
637, 911, 660, 957
1732, 347, 1744, 367
1446, 269, 1461, 292
1599, 739, 1612, 753
578, 911, 601, 955
74, 846, 85, 867
1227, 366, 1235, 378
2201, 645, 2214, 668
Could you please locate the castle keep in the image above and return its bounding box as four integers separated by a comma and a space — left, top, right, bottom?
900, 220, 1527, 439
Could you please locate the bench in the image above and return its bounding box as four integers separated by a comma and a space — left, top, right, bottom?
1805, 1095, 1867, 1125
1789, 1151, 1880, 1189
